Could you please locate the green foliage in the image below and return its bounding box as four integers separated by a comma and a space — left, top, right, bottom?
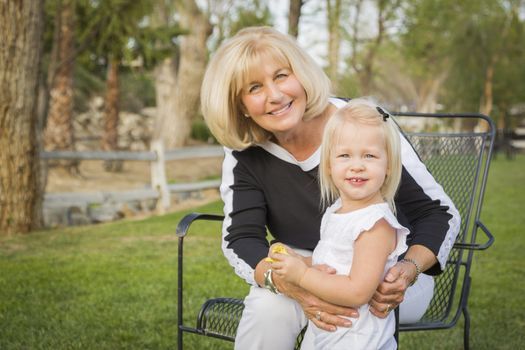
1, 155, 525, 349
401, 0, 457, 77
228, 1, 273, 36
335, 73, 360, 99
190, 119, 217, 144
79, 0, 152, 59
119, 70, 156, 113
212, 0, 274, 50
72, 64, 105, 112
401, 0, 525, 113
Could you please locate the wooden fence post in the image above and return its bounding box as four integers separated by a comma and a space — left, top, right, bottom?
150, 139, 170, 212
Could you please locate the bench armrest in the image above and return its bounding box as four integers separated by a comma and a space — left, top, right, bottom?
177, 212, 225, 349
453, 220, 494, 251
176, 212, 225, 238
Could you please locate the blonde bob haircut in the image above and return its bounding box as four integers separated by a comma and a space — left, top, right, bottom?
200, 26, 332, 150
318, 98, 403, 214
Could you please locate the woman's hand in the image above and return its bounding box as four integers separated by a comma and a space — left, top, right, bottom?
368, 261, 414, 318
279, 276, 358, 331
370, 246, 436, 318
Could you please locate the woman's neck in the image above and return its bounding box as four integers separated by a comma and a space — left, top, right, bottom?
273, 104, 336, 161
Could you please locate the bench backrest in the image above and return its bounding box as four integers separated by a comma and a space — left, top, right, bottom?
395, 112, 495, 326
176, 113, 496, 349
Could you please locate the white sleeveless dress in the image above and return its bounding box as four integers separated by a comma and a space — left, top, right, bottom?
309, 200, 410, 350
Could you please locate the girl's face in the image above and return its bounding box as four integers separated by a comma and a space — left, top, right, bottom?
239, 56, 307, 138
329, 121, 389, 213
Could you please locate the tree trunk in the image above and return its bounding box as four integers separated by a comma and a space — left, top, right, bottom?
474, 62, 495, 133
102, 56, 122, 172
153, 58, 177, 141
350, 0, 397, 95
416, 70, 448, 113
161, 0, 212, 149
0, 1, 44, 234
480, 63, 494, 115
288, 0, 304, 38
359, 0, 388, 95
326, 0, 341, 92
44, 0, 75, 154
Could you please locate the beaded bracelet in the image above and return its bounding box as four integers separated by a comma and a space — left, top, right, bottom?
400, 258, 421, 286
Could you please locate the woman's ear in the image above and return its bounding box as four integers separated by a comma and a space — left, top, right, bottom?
238, 101, 248, 115
239, 103, 250, 118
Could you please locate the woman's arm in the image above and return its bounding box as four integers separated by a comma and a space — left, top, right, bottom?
368, 133, 461, 316
220, 148, 271, 285
272, 219, 396, 307
395, 135, 461, 274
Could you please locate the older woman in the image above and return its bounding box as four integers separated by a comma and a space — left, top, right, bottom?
200, 26, 460, 350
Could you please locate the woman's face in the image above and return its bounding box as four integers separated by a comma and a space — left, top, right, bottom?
240, 57, 307, 137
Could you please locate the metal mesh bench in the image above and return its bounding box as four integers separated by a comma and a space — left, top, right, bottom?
177, 113, 495, 349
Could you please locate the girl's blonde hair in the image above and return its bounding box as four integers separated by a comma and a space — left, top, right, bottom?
319, 98, 403, 213
200, 26, 332, 150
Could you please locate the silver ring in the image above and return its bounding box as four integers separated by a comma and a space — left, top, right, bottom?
315, 310, 322, 321
385, 304, 392, 313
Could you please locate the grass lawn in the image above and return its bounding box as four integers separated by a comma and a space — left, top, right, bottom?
1, 154, 524, 349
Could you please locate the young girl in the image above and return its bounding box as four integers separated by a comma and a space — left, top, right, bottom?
269, 98, 408, 349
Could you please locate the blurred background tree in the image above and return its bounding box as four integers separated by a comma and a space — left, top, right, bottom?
2, 0, 525, 233
44, 0, 76, 158
0, 1, 45, 234
80, 0, 153, 171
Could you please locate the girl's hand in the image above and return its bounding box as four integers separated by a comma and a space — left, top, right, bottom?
265, 243, 303, 263
269, 249, 308, 285
369, 261, 413, 318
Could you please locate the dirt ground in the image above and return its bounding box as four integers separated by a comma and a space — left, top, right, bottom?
45, 157, 224, 213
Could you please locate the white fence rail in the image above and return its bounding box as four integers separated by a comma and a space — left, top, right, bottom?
42, 143, 224, 214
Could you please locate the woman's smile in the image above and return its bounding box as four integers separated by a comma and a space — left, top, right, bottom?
268, 101, 293, 116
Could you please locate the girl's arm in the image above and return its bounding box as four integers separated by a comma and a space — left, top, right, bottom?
271, 219, 396, 307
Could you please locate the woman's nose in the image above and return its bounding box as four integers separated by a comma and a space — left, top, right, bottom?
266, 82, 283, 101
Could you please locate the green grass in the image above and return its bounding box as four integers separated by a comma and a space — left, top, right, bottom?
1, 154, 524, 349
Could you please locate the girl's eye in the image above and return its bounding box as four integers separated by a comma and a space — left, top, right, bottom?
365, 154, 376, 159
337, 154, 350, 158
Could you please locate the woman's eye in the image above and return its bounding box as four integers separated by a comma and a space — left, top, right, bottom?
275, 72, 289, 80
248, 84, 261, 93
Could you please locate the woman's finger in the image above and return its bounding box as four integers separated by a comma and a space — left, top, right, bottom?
372, 286, 405, 304
369, 298, 398, 319
308, 311, 338, 332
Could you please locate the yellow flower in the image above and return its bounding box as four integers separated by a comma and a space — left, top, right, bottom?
264, 244, 288, 263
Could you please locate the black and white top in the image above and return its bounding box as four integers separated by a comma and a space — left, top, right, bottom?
219, 98, 461, 286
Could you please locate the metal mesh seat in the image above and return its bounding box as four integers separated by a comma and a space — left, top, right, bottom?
177, 113, 495, 350
197, 298, 244, 339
